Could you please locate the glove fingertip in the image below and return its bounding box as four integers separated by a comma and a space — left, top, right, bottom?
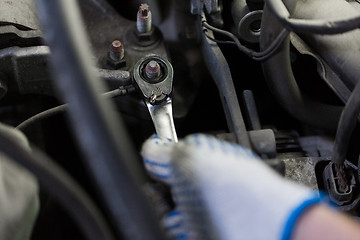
141, 135, 175, 183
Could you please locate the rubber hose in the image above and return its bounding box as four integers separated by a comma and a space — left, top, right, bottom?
0, 126, 115, 240
260, 5, 343, 131
332, 81, 360, 165
35, 0, 164, 239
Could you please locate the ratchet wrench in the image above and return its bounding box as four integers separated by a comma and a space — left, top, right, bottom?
133, 55, 178, 142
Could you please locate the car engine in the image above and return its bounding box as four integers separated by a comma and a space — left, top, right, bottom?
1, 0, 360, 239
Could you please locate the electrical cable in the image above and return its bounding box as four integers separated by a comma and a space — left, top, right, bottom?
17, 105, 65, 131
265, 0, 360, 34
203, 31, 238, 45
332, 81, 360, 166
16, 87, 135, 131
0, 126, 115, 240
35, 0, 165, 239
201, 14, 289, 61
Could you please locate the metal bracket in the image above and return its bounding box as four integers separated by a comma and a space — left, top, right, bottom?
191, 0, 224, 26
191, 0, 220, 15
200, 13, 251, 149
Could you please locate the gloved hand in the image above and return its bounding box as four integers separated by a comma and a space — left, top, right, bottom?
141, 134, 325, 240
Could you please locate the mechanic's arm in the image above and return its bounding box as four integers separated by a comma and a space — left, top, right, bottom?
293, 204, 360, 240
142, 134, 360, 240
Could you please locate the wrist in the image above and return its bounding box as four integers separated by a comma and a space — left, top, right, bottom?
281, 193, 325, 240
291, 204, 360, 240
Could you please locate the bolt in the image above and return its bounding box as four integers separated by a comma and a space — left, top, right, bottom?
145, 60, 161, 80
109, 40, 124, 61
137, 3, 152, 33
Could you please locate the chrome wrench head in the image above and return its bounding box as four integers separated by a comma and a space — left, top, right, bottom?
133, 55, 178, 142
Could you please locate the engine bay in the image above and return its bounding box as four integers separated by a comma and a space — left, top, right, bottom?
1, 0, 360, 239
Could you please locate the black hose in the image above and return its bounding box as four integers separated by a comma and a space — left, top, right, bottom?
0, 127, 114, 240
332, 82, 360, 165
260, 5, 343, 130
265, 0, 360, 34
35, 1, 164, 240
17, 105, 66, 131
16, 87, 135, 131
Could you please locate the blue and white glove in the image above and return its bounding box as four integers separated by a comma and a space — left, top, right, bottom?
142, 134, 324, 240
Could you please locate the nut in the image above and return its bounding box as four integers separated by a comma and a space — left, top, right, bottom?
109, 40, 124, 61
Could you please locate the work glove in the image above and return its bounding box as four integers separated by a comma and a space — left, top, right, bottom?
0, 124, 39, 240
141, 134, 325, 240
